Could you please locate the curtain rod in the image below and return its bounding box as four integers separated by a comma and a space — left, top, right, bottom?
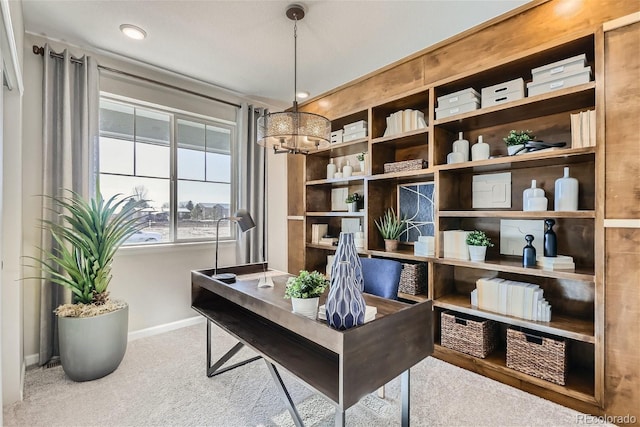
32, 45, 242, 109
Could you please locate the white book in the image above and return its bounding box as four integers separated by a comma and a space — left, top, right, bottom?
580, 111, 590, 149
570, 112, 581, 149
403, 109, 412, 132
471, 289, 478, 307
510, 283, 525, 319
532, 289, 544, 321
417, 116, 427, 129
589, 109, 596, 146
384, 116, 392, 137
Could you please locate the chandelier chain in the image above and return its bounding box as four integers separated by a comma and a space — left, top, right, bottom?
293, 16, 298, 110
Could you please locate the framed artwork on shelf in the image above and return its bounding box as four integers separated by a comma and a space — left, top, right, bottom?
397, 181, 436, 243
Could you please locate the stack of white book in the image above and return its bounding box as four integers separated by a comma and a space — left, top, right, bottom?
383, 109, 427, 137
471, 277, 552, 321
311, 224, 328, 244
318, 305, 377, 323
570, 109, 596, 148
537, 255, 575, 271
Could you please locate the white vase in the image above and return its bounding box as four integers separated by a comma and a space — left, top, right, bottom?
507, 144, 525, 156
347, 202, 357, 212
471, 135, 490, 161
523, 179, 547, 211
359, 160, 366, 173
291, 297, 319, 320
327, 159, 336, 179
447, 151, 464, 164
452, 132, 469, 162
468, 245, 487, 262
343, 161, 353, 178
554, 166, 579, 211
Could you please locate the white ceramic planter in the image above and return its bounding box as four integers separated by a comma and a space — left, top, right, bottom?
468, 245, 487, 262
291, 297, 319, 320
507, 144, 525, 156
347, 202, 358, 212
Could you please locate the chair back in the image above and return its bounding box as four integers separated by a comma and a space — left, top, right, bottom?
360, 257, 402, 300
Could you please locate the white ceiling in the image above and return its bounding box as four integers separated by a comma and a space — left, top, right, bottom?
21, 0, 529, 108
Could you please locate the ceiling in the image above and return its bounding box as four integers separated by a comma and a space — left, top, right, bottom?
21, 0, 530, 108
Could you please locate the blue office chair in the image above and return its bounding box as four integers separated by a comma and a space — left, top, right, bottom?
360, 257, 402, 300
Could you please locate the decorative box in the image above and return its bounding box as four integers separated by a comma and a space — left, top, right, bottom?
343, 120, 367, 135
527, 66, 591, 97
441, 311, 498, 358
435, 100, 480, 120
343, 130, 367, 142
331, 130, 343, 144
437, 88, 480, 108
398, 262, 426, 295
506, 328, 568, 385
481, 78, 524, 108
531, 54, 587, 82
383, 159, 426, 174
443, 230, 471, 260
414, 236, 434, 257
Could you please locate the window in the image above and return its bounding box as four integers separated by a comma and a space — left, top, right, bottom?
98, 97, 236, 244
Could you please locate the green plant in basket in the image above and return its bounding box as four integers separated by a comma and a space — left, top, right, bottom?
284, 270, 329, 299
465, 230, 494, 247
503, 129, 535, 147
375, 208, 406, 240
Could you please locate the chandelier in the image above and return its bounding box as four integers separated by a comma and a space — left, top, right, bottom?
257, 4, 331, 154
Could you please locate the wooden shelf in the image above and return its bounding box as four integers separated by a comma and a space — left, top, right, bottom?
311, 139, 368, 156
434, 293, 595, 343
306, 211, 365, 217
367, 168, 435, 182
398, 292, 429, 303
438, 210, 595, 219
306, 243, 368, 254
371, 128, 428, 147
436, 147, 595, 173
368, 248, 436, 262
433, 344, 597, 405
434, 82, 595, 131
306, 176, 365, 186
434, 257, 595, 281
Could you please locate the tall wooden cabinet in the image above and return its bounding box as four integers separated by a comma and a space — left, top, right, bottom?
287, 2, 640, 417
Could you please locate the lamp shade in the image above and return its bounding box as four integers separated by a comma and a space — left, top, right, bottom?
232, 209, 256, 233
257, 110, 331, 153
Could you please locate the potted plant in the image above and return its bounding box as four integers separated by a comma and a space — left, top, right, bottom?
32, 190, 146, 381
285, 270, 329, 320
466, 230, 494, 262
356, 152, 366, 173
345, 192, 362, 212
374, 208, 406, 252
503, 129, 535, 156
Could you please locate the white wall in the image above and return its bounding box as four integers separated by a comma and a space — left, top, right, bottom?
20, 34, 288, 363
1, 0, 24, 407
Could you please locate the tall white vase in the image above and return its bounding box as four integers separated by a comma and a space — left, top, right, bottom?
327, 159, 336, 179
554, 167, 579, 211
343, 161, 353, 178
471, 135, 490, 161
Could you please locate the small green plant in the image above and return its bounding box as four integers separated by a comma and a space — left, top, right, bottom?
466, 230, 494, 247
375, 208, 406, 240
284, 270, 329, 299
503, 130, 535, 147
356, 152, 366, 162
345, 192, 362, 204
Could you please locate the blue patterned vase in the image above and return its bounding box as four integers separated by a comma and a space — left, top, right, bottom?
326, 261, 366, 330
331, 232, 363, 291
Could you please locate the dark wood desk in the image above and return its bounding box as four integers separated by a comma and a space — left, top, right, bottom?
192, 263, 433, 426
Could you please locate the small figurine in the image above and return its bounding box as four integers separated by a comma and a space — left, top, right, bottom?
544, 219, 557, 257
523, 234, 536, 267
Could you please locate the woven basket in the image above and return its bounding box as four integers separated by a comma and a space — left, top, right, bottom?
398, 263, 426, 295
506, 328, 567, 385
441, 311, 498, 358
383, 159, 426, 173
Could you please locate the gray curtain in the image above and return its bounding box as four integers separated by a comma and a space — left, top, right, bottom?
39, 45, 99, 365
237, 104, 267, 265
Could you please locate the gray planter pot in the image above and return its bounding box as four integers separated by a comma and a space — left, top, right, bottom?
58, 304, 128, 381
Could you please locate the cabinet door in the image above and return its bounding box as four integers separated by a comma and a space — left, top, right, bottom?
603, 14, 640, 419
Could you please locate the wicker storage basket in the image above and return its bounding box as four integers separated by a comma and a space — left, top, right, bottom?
441, 311, 498, 358
506, 328, 568, 385
398, 263, 426, 295
383, 159, 426, 174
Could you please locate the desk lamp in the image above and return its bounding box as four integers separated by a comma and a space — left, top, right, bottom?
213, 209, 255, 283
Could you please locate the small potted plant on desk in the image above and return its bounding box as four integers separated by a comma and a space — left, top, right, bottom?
466, 230, 494, 262
504, 129, 535, 156
345, 192, 362, 212
375, 208, 406, 252
285, 270, 329, 320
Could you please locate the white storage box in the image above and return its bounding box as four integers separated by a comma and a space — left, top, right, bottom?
435, 100, 480, 120
330, 130, 343, 144
527, 66, 591, 97
342, 130, 367, 142
437, 88, 480, 108
343, 120, 367, 135
531, 54, 587, 83
481, 78, 525, 108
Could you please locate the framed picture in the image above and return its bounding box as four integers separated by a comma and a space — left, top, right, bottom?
397, 181, 436, 243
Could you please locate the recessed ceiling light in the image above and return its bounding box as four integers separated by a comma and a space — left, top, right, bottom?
296, 91, 310, 99
120, 24, 147, 40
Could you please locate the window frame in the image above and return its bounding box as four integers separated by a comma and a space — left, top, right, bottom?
98, 93, 239, 245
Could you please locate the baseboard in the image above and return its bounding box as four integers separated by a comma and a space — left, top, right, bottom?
24, 316, 206, 367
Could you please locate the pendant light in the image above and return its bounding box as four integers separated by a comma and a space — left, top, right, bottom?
257, 4, 331, 154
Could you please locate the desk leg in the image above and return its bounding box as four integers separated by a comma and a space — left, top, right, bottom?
334, 408, 345, 427
265, 361, 304, 427
401, 369, 410, 427
207, 320, 261, 377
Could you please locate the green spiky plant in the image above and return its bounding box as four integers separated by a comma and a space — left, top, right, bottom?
375, 208, 407, 240
34, 190, 146, 308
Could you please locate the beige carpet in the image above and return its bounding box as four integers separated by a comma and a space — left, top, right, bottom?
4, 322, 600, 426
